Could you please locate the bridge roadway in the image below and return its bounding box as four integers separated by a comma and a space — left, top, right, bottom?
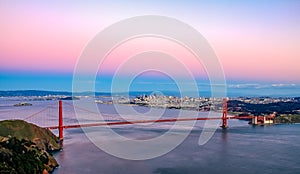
46, 116, 254, 130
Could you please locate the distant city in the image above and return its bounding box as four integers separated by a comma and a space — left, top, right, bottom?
109, 95, 300, 115
1, 90, 300, 118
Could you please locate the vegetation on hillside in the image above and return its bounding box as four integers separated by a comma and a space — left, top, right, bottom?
0, 137, 58, 173
228, 100, 300, 115
274, 115, 300, 124
0, 120, 60, 151
0, 120, 61, 173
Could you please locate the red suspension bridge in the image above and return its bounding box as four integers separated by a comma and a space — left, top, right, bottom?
22, 99, 275, 141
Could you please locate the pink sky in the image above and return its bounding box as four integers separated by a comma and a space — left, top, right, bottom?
98, 37, 207, 78
0, 1, 299, 84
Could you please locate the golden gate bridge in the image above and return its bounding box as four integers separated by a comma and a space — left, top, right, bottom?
21, 99, 274, 141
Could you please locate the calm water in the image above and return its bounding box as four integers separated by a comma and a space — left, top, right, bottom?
0, 98, 300, 174
52, 124, 300, 174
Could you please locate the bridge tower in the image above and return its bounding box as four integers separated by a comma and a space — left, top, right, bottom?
221, 98, 229, 129
58, 100, 63, 141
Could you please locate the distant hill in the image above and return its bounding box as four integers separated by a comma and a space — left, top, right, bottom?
0, 90, 181, 97
228, 100, 300, 115
0, 90, 72, 97
0, 120, 61, 173
0, 90, 113, 97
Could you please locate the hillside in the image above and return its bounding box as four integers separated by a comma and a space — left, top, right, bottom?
0, 120, 60, 151
228, 100, 300, 115
0, 120, 61, 173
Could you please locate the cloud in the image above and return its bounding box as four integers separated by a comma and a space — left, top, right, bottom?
228, 83, 260, 89
271, 83, 296, 87
228, 83, 298, 89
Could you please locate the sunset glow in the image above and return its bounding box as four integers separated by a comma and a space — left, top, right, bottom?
1, 0, 299, 93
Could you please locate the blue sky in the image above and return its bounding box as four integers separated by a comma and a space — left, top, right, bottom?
0, 0, 299, 97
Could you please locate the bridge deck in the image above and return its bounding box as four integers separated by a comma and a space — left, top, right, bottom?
46, 116, 254, 129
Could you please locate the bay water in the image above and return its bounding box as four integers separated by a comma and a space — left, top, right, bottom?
0, 98, 299, 174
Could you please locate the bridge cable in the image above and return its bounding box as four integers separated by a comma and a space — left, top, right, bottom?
24, 102, 57, 120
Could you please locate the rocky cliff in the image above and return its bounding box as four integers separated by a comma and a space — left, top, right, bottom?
0, 120, 61, 173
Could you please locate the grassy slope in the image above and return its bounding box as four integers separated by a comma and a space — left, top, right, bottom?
0, 120, 60, 151
0, 120, 61, 173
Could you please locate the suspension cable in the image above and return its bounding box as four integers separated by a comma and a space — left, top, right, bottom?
24, 102, 57, 120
